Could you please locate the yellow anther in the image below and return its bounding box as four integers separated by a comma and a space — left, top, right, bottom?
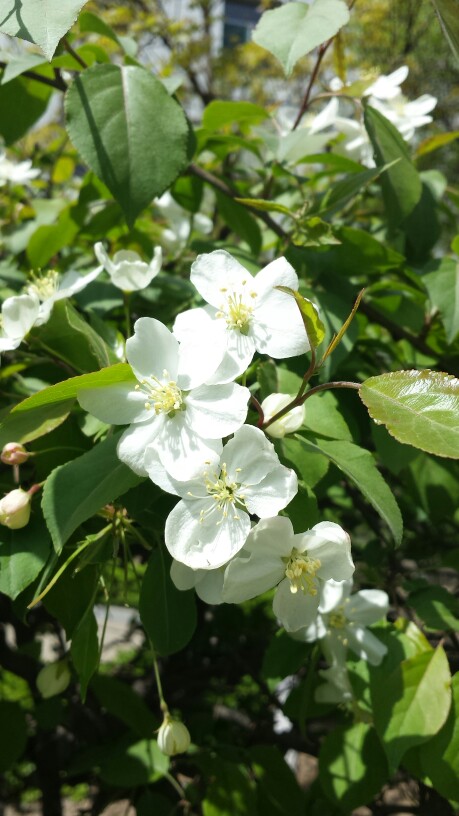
284, 549, 321, 595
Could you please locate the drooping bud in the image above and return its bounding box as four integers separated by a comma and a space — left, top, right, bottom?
157, 714, 191, 756
0, 488, 31, 529
1, 442, 30, 465
262, 393, 305, 439
36, 660, 71, 698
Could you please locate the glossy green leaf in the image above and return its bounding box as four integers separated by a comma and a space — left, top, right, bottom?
319, 163, 395, 216
276, 286, 325, 348
100, 736, 169, 786
0, 73, 52, 144
0, 515, 51, 600
70, 608, 98, 701
42, 431, 143, 552
0, 400, 73, 448
364, 105, 422, 228
416, 130, 459, 157
408, 586, 459, 632
202, 100, 268, 130
91, 675, 158, 737
432, 0, 459, 62
423, 258, 459, 344
43, 565, 98, 638
371, 645, 451, 772
139, 548, 197, 656
295, 434, 403, 543
419, 672, 459, 800
0, 0, 88, 59
11, 363, 134, 413
1, 52, 45, 84
215, 190, 262, 255
250, 745, 305, 816
27, 208, 81, 269
253, 0, 350, 77
65, 64, 189, 225
235, 198, 294, 218
319, 722, 388, 810
360, 370, 459, 459
202, 757, 256, 816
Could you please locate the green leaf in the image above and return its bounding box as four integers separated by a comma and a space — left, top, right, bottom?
0, 702, 28, 772
1, 52, 45, 84
295, 434, 403, 543
27, 207, 81, 269
201, 757, 256, 816
250, 746, 305, 816
12, 363, 134, 413
359, 370, 459, 459
419, 672, 459, 800
100, 736, 169, 786
371, 645, 452, 772
423, 258, 459, 344
235, 198, 294, 218
408, 586, 459, 633
70, 608, 98, 701
319, 722, 388, 811
65, 64, 189, 226
431, 0, 459, 62
253, 0, 350, 77
139, 548, 197, 656
91, 675, 158, 737
283, 437, 329, 488
300, 390, 352, 441
32, 300, 117, 374
202, 100, 268, 130
0, 0, 88, 59
0, 73, 52, 144
319, 163, 395, 216
215, 190, 262, 255
43, 564, 98, 638
276, 286, 325, 348
364, 105, 422, 228
0, 400, 73, 448
416, 130, 459, 157
42, 431, 143, 553
0, 515, 51, 600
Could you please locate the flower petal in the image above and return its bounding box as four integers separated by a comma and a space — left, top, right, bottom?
154, 416, 223, 481
165, 500, 250, 569
78, 382, 153, 425
346, 589, 389, 626
222, 519, 291, 602
126, 317, 179, 382
190, 249, 253, 308
223, 425, 279, 484
185, 383, 249, 439
253, 291, 310, 358
273, 578, 320, 632
254, 256, 298, 299
298, 522, 354, 583
244, 464, 298, 517
2, 294, 40, 339
346, 625, 388, 666
117, 419, 164, 475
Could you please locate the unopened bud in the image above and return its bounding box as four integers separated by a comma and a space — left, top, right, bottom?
262, 393, 305, 439
157, 714, 191, 756
1, 442, 30, 465
36, 660, 71, 698
0, 488, 31, 529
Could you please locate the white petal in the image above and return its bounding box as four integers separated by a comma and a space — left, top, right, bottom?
1, 294, 40, 339
0, 335, 21, 352
165, 500, 250, 569
206, 331, 255, 385
195, 568, 225, 604
298, 522, 354, 583
346, 589, 389, 626
292, 614, 327, 643
185, 383, 249, 438
273, 578, 320, 632
254, 292, 310, 358
346, 625, 388, 666
170, 559, 198, 590
222, 520, 291, 602
244, 464, 298, 517
126, 317, 179, 382
144, 446, 181, 494
117, 420, 164, 476
254, 257, 298, 299
108, 248, 162, 292
190, 250, 254, 308
78, 383, 154, 425
319, 579, 353, 614
56, 265, 103, 299
223, 425, 278, 484
94, 242, 115, 274
154, 416, 223, 480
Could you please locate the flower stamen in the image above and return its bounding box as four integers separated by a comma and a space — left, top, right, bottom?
284, 549, 321, 595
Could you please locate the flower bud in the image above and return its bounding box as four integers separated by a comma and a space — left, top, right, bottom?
262, 393, 305, 439
1, 442, 30, 465
36, 660, 71, 698
0, 488, 31, 529
157, 714, 191, 756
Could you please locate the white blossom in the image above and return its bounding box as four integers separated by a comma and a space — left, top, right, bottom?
261, 393, 304, 438
155, 191, 212, 251
0, 488, 31, 529
173, 250, 310, 384
222, 516, 354, 632
0, 152, 39, 185
297, 579, 389, 666
146, 425, 298, 570
94, 242, 162, 292
170, 558, 225, 604
157, 714, 191, 756
78, 317, 250, 481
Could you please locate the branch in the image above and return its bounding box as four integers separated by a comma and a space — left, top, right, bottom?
0, 62, 67, 91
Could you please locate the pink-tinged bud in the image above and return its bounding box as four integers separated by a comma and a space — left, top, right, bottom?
1, 442, 30, 465
157, 714, 191, 756
0, 488, 31, 530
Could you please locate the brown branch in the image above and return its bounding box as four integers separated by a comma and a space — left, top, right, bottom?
0, 61, 67, 91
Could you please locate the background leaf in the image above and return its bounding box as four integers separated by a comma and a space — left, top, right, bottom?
0, 0, 88, 59
65, 64, 190, 225
422, 258, 459, 344
11, 364, 134, 413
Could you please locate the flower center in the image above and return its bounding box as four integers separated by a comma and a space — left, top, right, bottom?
192, 462, 246, 525
328, 606, 347, 629
216, 282, 257, 334
284, 548, 321, 595
26, 270, 60, 301
135, 370, 184, 417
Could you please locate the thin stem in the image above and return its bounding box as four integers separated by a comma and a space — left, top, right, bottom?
165, 771, 187, 799
292, 42, 329, 131
297, 344, 317, 400
0, 62, 67, 91
250, 395, 265, 428
62, 37, 88, 69
262, 380, 361, 430
97, 556, 117, 669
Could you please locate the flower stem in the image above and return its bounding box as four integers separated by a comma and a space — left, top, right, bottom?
262, 380, 361, 430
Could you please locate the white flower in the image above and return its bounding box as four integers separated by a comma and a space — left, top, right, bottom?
0, 488, 31, 529
157, 714, 191, 756
145, 425, 298, 570
297, 579, 389, 666
155, 191, 213, 251
315, 662, 353, 704
0, 292, 40, 353
364, 65, 409, 101
222, 516, 354, 632
173, 250, 310, 384
94, 242, 162, 292
0, 152, 39, 186
170, 558, 225, 604
261, 393, 304, 438
78, 317, 250, 481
